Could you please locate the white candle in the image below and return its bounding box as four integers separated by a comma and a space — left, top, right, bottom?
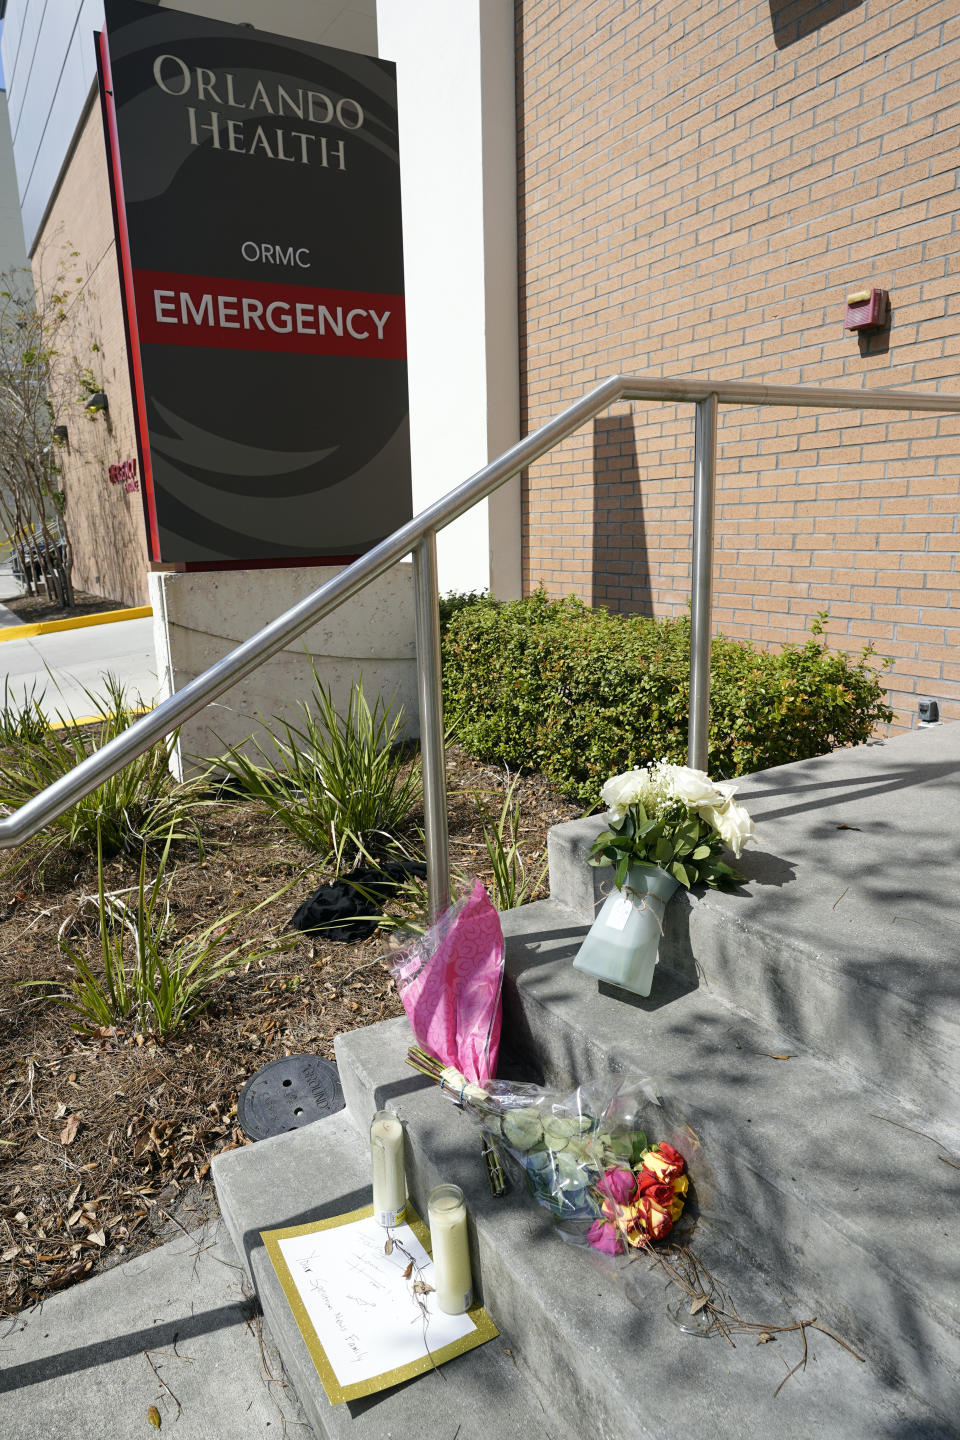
370, 1110, 406, 1227
428, 1183, 473, 1314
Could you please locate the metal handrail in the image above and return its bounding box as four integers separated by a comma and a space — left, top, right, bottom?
3, 373, 960, 921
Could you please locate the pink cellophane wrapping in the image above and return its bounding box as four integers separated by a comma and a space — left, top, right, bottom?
390, 879, 504, 1086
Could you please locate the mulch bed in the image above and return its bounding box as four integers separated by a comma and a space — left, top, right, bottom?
0, 745, 579, 1319
0, 590, 131, 627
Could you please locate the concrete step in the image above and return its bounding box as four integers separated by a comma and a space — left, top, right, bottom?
547, 724, 960, 1128
211, 1106, 564, 1440
335, 1015, 954, 1439
495, 898, 960, 1425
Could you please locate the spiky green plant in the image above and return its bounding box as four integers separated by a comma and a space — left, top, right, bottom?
472, 774, 549, 910
0, 677, 50, 748
214, 675, 422, 872
25, 827, 282, 1035
0, 675, 206, 879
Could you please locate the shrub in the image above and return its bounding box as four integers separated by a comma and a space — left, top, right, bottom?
442, 595, 893, 804
438, 589, 499, 641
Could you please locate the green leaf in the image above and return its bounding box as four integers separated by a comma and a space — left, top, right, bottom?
630, 1130, 649, 1167
654, 836, 674, 864
670, 860, 690, 887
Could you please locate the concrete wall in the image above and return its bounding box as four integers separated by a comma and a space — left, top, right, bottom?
377, 0, 522, 598
516, 0, 960, 731
150, 563, 418, 775
0, 93, 28, 270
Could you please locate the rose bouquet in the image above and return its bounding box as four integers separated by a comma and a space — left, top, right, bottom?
587, 1142, 689, 1255
403, 1059, 696, 1255
496, 1103, 691, 1251
574, 763, 757, 997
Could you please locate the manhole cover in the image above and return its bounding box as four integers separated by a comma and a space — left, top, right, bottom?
238, 1055, 345, 1141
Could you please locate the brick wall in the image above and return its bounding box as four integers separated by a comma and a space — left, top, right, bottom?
516, 0, 960, 728
33, 102, 150, 608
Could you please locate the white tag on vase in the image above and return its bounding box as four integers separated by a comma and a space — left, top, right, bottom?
606, 892, 634, 931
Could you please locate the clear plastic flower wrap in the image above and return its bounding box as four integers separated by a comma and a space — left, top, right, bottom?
402, 1040, 709, 1260
471, 1072, 706, 1257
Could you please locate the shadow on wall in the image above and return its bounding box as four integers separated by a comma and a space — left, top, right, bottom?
89, 485, 147, 606
592, 412, 653, 616
768, 0, 865, 49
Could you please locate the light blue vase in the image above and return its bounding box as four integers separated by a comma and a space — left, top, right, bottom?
572, 863, 680, 997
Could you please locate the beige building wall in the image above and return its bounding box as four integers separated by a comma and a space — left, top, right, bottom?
517, 0, 960, 732
32, 98, 150, 607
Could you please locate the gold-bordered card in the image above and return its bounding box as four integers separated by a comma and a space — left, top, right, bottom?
261, 1202, 499, 1404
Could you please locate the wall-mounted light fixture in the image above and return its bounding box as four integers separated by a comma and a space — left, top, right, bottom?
52, 424, 69, 445
86, 391, 109, 414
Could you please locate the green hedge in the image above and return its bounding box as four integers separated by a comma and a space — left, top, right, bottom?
441, 593, 893, 804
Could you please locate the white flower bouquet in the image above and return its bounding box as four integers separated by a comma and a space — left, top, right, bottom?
574, 763, 757, 996
588, 762, 757, 890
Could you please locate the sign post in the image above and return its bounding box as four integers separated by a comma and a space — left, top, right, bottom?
98, 0, 411, 570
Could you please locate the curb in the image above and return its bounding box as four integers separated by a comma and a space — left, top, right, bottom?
0, 605, 152, 643
48, 705, 153, 731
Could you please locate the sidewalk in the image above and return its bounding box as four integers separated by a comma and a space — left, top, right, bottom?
0, 563, 23, 627
0, 1218, 309, 1439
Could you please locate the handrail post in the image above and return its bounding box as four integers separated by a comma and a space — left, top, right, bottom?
412, 532, 450, 923
688, 393, 718, 771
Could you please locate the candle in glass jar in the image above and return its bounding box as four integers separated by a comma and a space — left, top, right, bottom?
428, 1183, 473, 1314
370, 1110, 406, 1227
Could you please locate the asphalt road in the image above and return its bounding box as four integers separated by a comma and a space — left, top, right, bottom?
0, 616, 162, 722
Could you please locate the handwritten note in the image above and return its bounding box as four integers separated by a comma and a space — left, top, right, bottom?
264, 1206, 496, 1403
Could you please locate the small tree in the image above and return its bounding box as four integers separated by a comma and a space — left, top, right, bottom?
0, 254, 100, 608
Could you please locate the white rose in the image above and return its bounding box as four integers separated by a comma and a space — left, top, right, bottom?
600, 768, 650, 818
660, 764, 726, 809
703, 798, 756, 859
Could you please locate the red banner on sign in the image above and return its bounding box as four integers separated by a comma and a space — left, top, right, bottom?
132, 270, 407, 359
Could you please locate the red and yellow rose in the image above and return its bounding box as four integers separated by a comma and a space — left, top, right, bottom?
586, 1143, 689, 1254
